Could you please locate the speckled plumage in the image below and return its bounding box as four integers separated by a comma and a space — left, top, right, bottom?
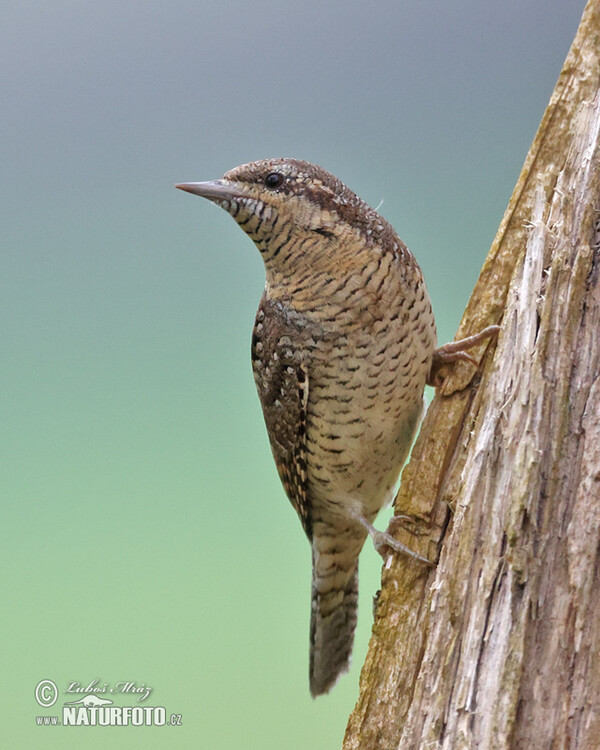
177, 158, 437, 696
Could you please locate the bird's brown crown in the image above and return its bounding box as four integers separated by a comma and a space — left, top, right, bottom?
219, 158, 404, 256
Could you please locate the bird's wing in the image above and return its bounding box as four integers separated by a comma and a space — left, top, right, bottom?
251, 295, 311, 538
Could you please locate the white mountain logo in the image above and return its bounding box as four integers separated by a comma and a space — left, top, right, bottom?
64, 694, 113, 707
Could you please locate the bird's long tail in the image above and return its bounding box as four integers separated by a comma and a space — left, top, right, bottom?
309, 534, 361, 697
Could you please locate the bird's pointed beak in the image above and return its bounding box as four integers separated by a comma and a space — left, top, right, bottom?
175, 180, 244, 201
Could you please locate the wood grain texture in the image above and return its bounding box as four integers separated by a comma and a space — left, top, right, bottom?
343, 1, 600, 747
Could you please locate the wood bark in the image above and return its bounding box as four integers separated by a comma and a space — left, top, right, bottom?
343, 2, 600, 748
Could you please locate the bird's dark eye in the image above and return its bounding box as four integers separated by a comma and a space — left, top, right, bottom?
264, 172, 285, 190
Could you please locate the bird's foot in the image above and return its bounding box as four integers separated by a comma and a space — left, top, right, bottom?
350, 510, 433, 566
428, 324, 500, 387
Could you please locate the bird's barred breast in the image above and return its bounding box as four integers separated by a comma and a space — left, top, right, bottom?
305, 284, 435, 521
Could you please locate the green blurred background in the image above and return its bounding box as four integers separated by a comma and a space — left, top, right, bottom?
1, 0, 585, 747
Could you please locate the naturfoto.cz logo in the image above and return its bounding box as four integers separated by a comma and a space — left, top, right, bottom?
34, 679, 183, 728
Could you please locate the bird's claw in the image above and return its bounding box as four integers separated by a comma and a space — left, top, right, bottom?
349, 509, 433, 566
372, 530, 434, 566
428, 324, 500, 387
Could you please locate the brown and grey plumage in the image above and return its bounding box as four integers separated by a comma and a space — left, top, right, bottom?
176, 158, 493, 696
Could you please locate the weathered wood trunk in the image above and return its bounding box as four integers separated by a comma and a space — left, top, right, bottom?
343, 2, 600, 748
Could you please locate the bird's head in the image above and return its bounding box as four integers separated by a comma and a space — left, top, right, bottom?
176, 158, 401, 275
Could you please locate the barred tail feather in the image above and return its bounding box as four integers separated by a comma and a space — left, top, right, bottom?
309, 547, 359, 697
